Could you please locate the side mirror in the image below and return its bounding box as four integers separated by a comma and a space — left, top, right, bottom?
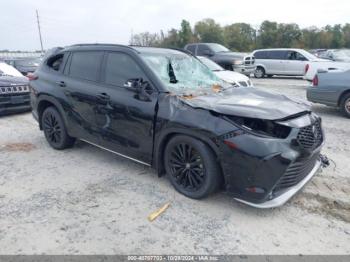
123, 78, 143, 90
123, 78, 153, 101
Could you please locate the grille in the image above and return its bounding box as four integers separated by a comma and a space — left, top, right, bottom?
244, 56, 255, 65
274, 153, 319, 192
0, 85, 29, 95
297, 120, 323, 150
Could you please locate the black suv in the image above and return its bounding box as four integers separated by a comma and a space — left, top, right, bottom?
184, 43, 255, 76
30, 44, 325, 208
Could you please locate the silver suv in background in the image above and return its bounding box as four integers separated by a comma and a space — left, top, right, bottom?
184, 43, 255, 76
252, 48, 319, 78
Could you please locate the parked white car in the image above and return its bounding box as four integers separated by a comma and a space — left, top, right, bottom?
197, 56, 253, 87
304, 60, 350, 81
252, 48, 327, 78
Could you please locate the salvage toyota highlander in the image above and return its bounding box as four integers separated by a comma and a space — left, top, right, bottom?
30, 44, 326, 208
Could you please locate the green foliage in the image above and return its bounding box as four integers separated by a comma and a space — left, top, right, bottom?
194, 18, 224, 44
223, 23, 255, 51
130, 19, 350, 51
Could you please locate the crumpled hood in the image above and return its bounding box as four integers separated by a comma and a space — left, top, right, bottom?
180, 87, 311, 120
0, 76, 28, 87
214, 70, 249, 84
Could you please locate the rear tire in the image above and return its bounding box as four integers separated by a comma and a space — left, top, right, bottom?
340, 93, 350, 118
164, 135, 221, 199
41, 107, 75, 150
254, 67, 265, 78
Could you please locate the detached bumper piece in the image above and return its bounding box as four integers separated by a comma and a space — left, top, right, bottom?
234, 159, 322, 208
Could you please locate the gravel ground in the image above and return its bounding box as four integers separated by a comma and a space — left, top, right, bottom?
0, 77, 349, 255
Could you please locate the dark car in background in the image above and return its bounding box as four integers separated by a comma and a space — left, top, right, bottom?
0, 62, 30, 115
30, 44, 325, 208
5, 57, 41, 75
184, 43, 255, 76
318, 49, 350, 62
307, 69, 350, 118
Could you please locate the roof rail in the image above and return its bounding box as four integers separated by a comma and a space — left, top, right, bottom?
68, 43, 136, 51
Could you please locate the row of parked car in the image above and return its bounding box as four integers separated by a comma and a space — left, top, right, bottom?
184, 43, 350, 81
183, 43, 350, 117
0, 57, 41, 113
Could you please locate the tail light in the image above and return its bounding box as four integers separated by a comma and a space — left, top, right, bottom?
312, 75, 319, 87
27, 73, 38, 81
305, 64, 310, 74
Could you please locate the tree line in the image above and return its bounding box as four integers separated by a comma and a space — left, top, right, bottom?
130, 19, 350, 52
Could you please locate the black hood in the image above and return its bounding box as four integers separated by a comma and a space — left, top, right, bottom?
180, 87, 311, 120
0, 76, 28, 87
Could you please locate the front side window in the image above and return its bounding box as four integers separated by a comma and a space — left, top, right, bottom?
104, 53, 145, 86
47, 54, 64, 71
287, 51, 306, 61
69, 51, 103, 81
140, 51, 229, 95
207, 44, 229, 53
197, 45, 212, 56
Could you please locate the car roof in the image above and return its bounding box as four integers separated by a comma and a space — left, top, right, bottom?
253, 48, 305, 52
60, 44, 187, 56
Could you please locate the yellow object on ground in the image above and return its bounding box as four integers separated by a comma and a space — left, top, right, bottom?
148, 202, 171, 222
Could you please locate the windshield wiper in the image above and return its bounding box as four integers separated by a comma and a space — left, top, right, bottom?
168, 60, 178, 84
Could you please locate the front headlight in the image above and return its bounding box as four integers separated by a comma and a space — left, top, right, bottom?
224, 115, 291, 139
233, 60, 244, 65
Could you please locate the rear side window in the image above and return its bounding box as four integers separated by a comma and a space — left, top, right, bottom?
69, 51, 103, 81
104, 52, 145, 87
269, 51, 287, 60
186, 45, 196, 54
47, 54, 64, 71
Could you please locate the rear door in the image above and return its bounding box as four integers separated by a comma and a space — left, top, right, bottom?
285, 51, 308, 75
61, 51, 104, 143
96, 51, 158, 164
267, 50, 287, 74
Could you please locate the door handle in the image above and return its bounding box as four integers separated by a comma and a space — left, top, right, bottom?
56, 81, 66, 87
96, 93, 110, 102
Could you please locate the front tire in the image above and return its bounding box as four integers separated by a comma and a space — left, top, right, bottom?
340, 93, 350, 118
164, 135, 221, 199
42, 107, 75, 150
254, 67, 265, 78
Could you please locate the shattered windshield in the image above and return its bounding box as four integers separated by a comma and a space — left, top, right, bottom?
141, 52, 229, 95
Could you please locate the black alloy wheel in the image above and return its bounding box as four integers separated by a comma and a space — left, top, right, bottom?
164, 135, 221, 199
42, 107, 75, 149
168, 143, 205, 191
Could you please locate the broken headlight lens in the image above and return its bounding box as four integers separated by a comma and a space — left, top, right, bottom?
225, 115, 291, 139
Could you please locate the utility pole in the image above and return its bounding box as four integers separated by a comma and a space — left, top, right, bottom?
36, 10, 44, 54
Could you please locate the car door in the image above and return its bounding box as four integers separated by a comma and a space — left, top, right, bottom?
266, 51, 287, 75
95, 51, 158, 164
285, 51, 308, 75
61, 51, 105, 144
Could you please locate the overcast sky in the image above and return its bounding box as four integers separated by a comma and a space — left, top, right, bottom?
1, 0, 349, 51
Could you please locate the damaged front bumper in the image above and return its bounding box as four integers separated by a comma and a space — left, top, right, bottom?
234, 159, 322, 208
